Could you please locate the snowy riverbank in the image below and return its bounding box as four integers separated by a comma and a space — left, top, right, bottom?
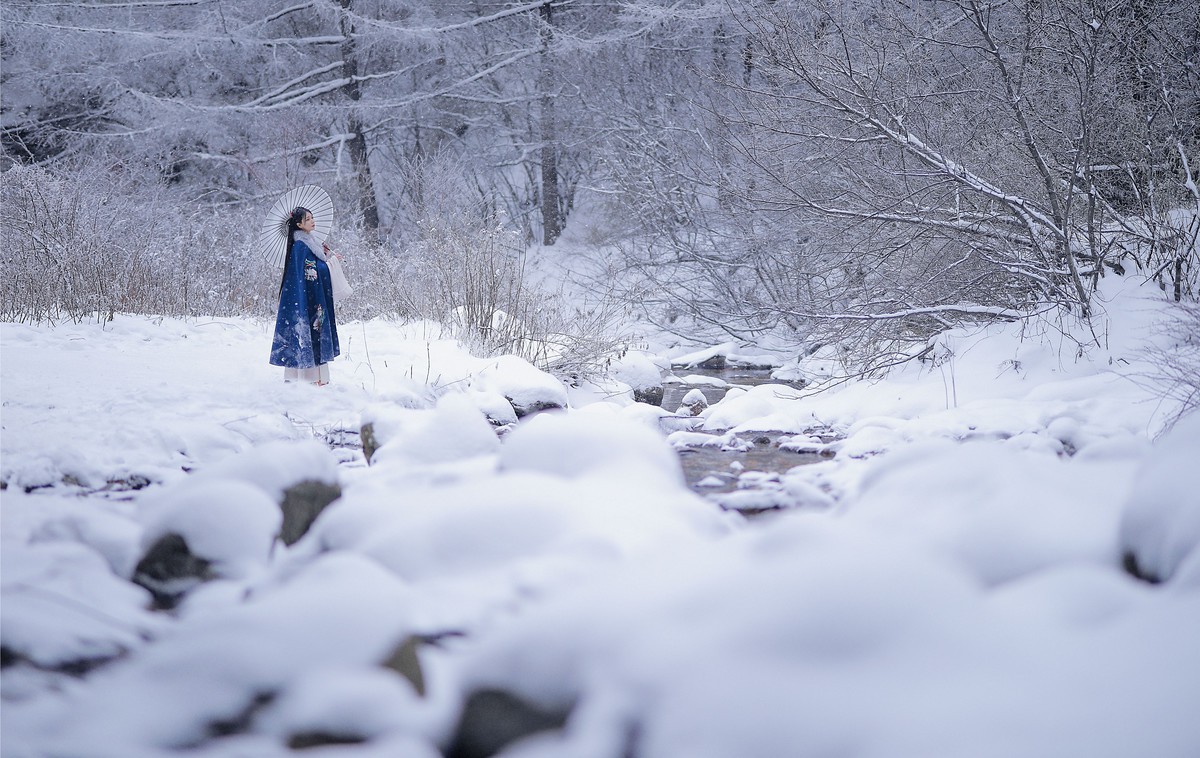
2, 275, 1198, 757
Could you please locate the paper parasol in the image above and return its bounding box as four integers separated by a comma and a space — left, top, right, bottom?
256, 185, 335, 267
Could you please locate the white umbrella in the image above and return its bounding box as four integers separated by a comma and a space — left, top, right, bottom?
256, 185, 335, 267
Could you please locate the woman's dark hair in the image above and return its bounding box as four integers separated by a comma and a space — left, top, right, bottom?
286, 206, 310, 250
280, 206, 311, 293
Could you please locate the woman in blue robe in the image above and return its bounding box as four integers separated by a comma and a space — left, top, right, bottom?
269, 206, 340, 384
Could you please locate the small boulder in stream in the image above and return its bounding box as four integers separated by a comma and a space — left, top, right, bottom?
609, 350, 666, 406
471, 355, 568, 418
679, 388, 709, 416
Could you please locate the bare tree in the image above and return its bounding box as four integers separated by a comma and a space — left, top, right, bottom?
4, 0, 1194, 377
337, 0, 380, 230
591, 0, 1198, 375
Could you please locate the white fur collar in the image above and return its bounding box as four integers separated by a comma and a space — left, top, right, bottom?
294, 231, 327, 260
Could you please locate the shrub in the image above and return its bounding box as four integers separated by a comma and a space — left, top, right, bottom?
1146, 299, 1200, 430
0, 162, 275, 322
1, 160, 627, 379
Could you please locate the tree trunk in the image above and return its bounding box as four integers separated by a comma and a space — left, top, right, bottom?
339, 0, 380, 231
539, 1, 561, 246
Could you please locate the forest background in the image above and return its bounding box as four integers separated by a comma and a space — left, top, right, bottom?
2, 0, 1198, 387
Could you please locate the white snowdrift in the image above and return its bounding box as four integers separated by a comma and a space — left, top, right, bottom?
1118, 411, 1200, 583
447, 514, 1200, 758
137, 480, 282, 580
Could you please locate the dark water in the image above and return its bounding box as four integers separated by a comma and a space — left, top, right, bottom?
675, 435, 825, 493
660, 367, 804, 411
658, 368, 833, 514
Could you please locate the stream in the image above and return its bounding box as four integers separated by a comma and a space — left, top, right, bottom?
326, 366, 832, 517
658, 367, 835, 516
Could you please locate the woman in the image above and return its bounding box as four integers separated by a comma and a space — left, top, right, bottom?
269, 207, 340, 384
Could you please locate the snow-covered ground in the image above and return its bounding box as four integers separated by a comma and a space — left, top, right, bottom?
2, 274, 1198, 757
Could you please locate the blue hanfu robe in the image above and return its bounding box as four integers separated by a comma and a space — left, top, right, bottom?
269, 235, 340, 369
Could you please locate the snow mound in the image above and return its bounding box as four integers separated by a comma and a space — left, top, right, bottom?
465, 389, 519, 426
701, 384, 810, 431
500, 412, 682, 488
1118, 411, 1200, 583
607, 350, 664, 393
7, 552, 420, 754
844, 440, 1137, 585
1, 539, 161, 672
305, 411, 732, 631
191, 440, 340, 496
471, 355, 568, 415
138, 480, 282, 579
447, 510, 1200, 758
368, 392, 501, 466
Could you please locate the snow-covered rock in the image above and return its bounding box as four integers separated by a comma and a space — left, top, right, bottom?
464, 389, 519, 427
1, 539, 161, 675
366, 393, 500, 468
666, 430, 751, 453
471, 355, 568, 417
6, 553, 424, 755
499, 411, 682, 488
186, 440, 343, 546
565, 375, 636, 409
133, 480, 282, 606
670, 342, 733, 369
608, 350, 665, 405
17, 494, 144, 577
678, 387, 708, 416
189, 440, 339, 501
1118, 411, 1200, 583
256, 666, 433, 751
445, 512, 1200, 758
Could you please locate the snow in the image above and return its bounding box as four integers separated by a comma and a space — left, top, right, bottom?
1118, 410, 1200, 582
678, 387, 708, 410
499, 411, 684, 488
364, 393, 501, 466
255, 666, 428, 743
1, 536, 161, 670
451, 516, 1200, 758
469, 354, 568, 414
7, 552, 426, 754
666, 373, 729, 387
138, 480, 282, 579
188, 440, 340, 497
3, 275, 1200, 756
669, 341, 736, 367
669, 343, 783, 369
607, 350, 664, 393
840, 440, 1136, 585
